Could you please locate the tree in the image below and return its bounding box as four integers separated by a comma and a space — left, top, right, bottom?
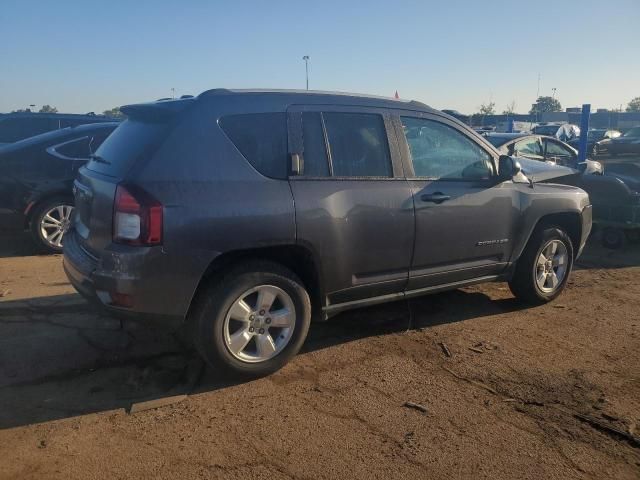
478, 102, 496, 116
502, 100, 517, 115
102, 107, 125, 119
39, 105, 58, 113
626, 97, 640, 112
529, 96, 562, 115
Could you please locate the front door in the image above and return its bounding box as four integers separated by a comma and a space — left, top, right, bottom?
287, 106, 415, 307
395, 114, 519, 290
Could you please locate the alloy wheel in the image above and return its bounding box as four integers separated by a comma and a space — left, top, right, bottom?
40, 204, 74, 248
222, 285, 296, 363
535, 240, 568, 293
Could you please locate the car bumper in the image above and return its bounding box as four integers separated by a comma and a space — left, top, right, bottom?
63, 229, 194, 327
577, 204, 593, 258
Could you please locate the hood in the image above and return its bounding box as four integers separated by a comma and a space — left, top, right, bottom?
515, 157, 578, 182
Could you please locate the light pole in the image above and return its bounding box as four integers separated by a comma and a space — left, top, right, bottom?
302, 56, 310, 90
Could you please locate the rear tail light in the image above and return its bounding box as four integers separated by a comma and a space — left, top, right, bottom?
113, 184, 163, 245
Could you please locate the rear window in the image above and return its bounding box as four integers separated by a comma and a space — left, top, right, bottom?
87, 120, 168, 177
219, 113, 288, 179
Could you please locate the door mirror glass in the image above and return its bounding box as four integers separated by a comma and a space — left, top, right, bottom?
498, 155, 522, 180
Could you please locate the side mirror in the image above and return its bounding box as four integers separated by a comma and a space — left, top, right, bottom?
498, 155, 522, 180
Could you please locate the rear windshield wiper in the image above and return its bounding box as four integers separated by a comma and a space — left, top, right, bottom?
89, 153, 111, 165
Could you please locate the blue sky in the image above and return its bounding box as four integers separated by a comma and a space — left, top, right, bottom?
1, 0, 638, 114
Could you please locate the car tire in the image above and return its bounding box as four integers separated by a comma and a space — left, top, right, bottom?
601, 227, 626, 250
30, 197, 74, 253
509, 226, 574, 304
189, 260, 311, 377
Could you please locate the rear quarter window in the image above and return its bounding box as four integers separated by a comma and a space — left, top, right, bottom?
219, 113, 288, 179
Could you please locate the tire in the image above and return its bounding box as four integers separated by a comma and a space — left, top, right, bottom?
509, 226, 574, 304
602, 227, 626, 249
189, 260, 311, 377
30, 197, 74, 253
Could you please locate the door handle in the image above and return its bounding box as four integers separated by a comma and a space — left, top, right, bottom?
420, 192, 451, 204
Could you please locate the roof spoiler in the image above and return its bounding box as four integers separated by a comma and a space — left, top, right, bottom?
120, 98, 196, 122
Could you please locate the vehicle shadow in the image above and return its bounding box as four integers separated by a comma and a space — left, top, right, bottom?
0, 232, 43, 258
0, 288, 525, 430
576, 235, 640, 270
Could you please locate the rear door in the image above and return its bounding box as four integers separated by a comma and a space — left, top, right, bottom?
395, 113, 519, 290
287, 105, 414, 307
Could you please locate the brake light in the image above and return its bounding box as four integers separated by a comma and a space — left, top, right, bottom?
113, 184, 163, 245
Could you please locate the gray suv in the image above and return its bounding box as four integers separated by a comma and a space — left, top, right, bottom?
63, 89, 592, 376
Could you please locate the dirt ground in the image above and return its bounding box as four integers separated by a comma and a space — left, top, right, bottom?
2, 150, 640, 480
0, 235, 639, 480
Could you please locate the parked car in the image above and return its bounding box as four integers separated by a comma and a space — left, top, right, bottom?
0, 123, 119, 251
532, 123, 580, 142
608, 126, 640, 156
63, 89, 592, 376
486, 132, 640, 249
567, 129, 621, 156
484, 133, 603, 175
0, 112, 119, 146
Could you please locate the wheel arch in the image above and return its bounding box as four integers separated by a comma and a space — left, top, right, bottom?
24, 191, 74, 229
187, 244, 325, 322
516, 211, 583, 262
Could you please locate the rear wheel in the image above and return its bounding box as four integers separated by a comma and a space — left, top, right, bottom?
189, 261, 311, 377
509, 226, 574, 304
30, 197, 74, 253
602, 227, 626, 249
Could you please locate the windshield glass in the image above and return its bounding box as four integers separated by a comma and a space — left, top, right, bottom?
622, 127, 640, 137
534, 125, 559, 136
484, 136, 507, 147
86, 119, 170, 177
587, 130, 606, 140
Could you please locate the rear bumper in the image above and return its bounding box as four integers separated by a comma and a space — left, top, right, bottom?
63, 229, 196, 326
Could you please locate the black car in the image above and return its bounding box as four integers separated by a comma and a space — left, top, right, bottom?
63, 89, 591, 376
484, 133, 603, 174
486, 133, 640, 249
608, 126, 640, 156
567, 129, 621, 156
0, 123, 118, 251
0, 112, 119, 146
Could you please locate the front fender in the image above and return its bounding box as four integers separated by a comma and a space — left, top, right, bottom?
510, 183, 590, 262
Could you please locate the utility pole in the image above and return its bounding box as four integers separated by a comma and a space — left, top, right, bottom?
302, 56, 310, 90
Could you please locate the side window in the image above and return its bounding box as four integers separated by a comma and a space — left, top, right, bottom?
401, 117, 493, 180
323, 112, 392, 177
301, 112, 330, 177
219, 113, 288, 179
51, 137, 92, 159
514, 138, 543, 159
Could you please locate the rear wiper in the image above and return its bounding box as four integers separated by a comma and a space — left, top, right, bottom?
89, 153, 111, 165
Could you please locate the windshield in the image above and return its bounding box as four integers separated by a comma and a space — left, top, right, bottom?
622, 127, 640, 137
533, 125, 559, 136
86, 119, 170, 177
587, 130, 606, 140
484, 136, 508, 147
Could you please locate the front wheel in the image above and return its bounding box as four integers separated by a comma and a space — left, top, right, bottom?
509, 227, 574, 304
189, 261, 311, 377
